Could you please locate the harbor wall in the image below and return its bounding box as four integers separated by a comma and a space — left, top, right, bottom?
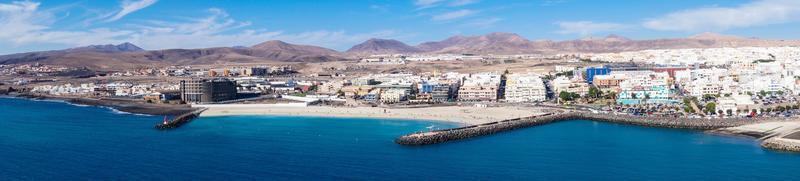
761, 138, 800, 152
155, 108, 207, 130
396, 112, 765, 146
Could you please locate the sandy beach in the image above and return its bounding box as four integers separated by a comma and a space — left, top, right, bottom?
713, 121, 800, 138
197, 104, 551, 125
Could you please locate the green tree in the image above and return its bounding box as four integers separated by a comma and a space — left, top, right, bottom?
560, 91, 580, 102
605, 91, 617, 99
705, 102, 717, 114
559, 91, 571, 102
588, 87, 601, 99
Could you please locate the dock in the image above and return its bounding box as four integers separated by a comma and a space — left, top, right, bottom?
155, 108, 208, 130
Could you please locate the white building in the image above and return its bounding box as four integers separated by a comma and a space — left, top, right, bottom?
504, 73, 546, 102
380, 89, 407, 103
458, 73, 501, 102
551, 76, 589, 96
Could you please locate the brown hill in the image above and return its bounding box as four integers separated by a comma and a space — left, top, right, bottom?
249, 40, 343, 62
414, 32, 800, 54
0, 41, 347, 70
417, 32, 538, 54
346, 38, 421, 56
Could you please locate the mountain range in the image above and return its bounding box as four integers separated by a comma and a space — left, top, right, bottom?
2, 32, 800, 70
0, 41, 344, 70
345, 32, 800, 55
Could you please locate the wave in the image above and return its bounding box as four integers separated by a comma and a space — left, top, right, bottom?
5, 95, 155, 117
103, 106, 154, 117
65, 102, 91, 107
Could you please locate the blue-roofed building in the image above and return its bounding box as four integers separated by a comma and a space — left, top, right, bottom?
585, 66, 610, 84
419, 83, 435, 94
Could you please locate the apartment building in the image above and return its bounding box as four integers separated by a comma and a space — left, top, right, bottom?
504, 73, 546, 102
180, 78, 238, 103
458, 73, 501, 102
551, 76, 590, 96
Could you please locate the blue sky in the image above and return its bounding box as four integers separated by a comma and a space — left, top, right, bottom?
2, 0, 800, 54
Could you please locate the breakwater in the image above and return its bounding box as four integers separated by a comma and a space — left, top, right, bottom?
396, 112, 764, 146
762, 138, 800, 152
155, 108, 207, 130
761, 130, 800, 152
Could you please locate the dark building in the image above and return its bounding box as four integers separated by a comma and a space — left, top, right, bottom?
245, 67, 268, 76
431, 83, 459, 102
180, 78, 238, 103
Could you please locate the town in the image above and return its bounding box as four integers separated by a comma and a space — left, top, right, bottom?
3, 46, 800, 120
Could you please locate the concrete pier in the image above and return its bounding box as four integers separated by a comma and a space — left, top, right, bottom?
396, 112, 768, 146
155, 108, 207, 130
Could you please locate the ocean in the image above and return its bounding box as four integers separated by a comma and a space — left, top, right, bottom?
1, 97, 799, 180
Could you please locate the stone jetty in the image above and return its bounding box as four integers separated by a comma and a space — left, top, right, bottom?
396, 112, 767, 146
762, 138, 800, 152
761, 130, 800, 152
155, 108, 207, 130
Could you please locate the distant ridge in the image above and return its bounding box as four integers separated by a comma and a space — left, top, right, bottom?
411, 32, 800, 54
3, 32, 800, 69
346, 32, 800, 55
346, 38, 421, 55
417, 32, 534, 54
0, 41, 346, 70
64, 42, 145, 53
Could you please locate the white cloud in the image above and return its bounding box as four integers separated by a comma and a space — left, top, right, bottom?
0, 1, 397, 53
643, 0, 800, 32
128, 9, 397, 50
465, 17, 501, 28
414, 0, 444, 9
431, 9, 476, 21
106, 0, 157, 22
369, 4, 389, 12
0, 2, 49, 36
555, 21, 627, 36
414, 0, 477, 9
541, 0, 567, 7
449, 0, 479, 6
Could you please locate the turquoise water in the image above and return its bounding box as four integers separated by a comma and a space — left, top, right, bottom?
1, 97, 799, 180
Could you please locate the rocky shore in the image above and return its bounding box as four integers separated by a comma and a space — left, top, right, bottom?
14, 93, 195, 116
762, 137, 800, 152
396, 112, 785, 146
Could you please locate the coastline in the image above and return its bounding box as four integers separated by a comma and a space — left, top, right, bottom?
762, 136, 800, 152
5, 95, 800, 152
8, 93, 196, 116
197, 104, 552, 126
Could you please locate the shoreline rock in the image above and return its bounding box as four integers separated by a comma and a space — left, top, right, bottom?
11, 93, 195, 116
761, 138, 800, 153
